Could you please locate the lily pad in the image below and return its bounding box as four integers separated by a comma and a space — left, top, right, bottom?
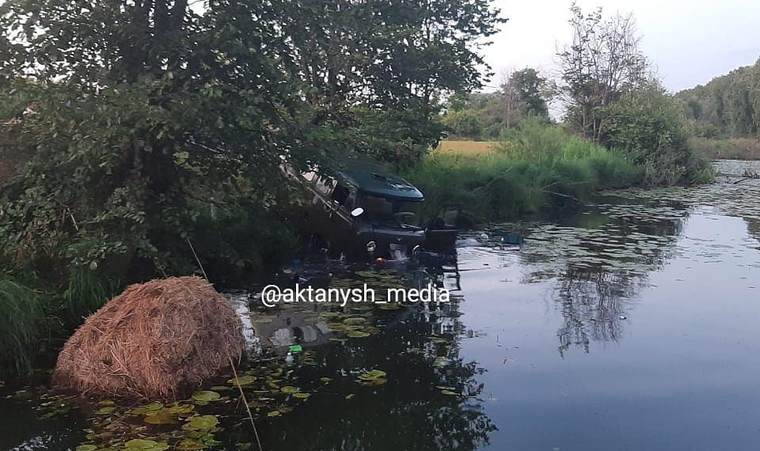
280, 385, 300, 394
176, 439, 206, 450
75, 445, 98, 451
166, 403, 195, 415
144, 409, 177, 425
129, 402, 163, 415
358, 369, 387, 380
124, 439, 170, 451
95, 406, 116, 415
267, 410, 281, 417
358, 369, 387, 386
183, 415, 219, 431
191, 391, 221, 404
346, 330, 370, 338
227, 375, 256, 387
293, 392, 311, 399
343, 317, 367, 325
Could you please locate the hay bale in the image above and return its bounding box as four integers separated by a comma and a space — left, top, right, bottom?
53, 276, 244, 400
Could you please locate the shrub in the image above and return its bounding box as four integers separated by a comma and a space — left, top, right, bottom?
601, 84, 713, 185
406, 122, 639, 223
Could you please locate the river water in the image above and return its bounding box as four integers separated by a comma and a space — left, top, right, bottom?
3, 160, 760, 451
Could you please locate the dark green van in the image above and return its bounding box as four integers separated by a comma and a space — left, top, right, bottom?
289, 159, 427, 260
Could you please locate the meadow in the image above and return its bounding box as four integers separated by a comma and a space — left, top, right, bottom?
436, 140, 500, 155
407, 123, 641, 224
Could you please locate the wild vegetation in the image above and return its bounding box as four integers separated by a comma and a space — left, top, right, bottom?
675, 59, 760, 159
407, 121, 639, 223
442, 68, 553, 140
686, 137, 760, 161
0, 0, 504, 376
0, 0, 728, 378
423, 3, 712, 222
677, 59, 760, 139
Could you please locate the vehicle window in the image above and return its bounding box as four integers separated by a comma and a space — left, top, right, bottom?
315, 176, 335, 195
364, 195, 394, 219
394, 201, 421, 226
332, 184, 350, 205
362, 195, 421, 226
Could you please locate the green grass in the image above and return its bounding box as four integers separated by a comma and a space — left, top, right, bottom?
407, 122, 640, 224
61, 269, 121, 325
0, 268, 122, 377
0, 274, 44, 376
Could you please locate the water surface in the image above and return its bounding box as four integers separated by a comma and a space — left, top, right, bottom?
3, 161, 760, 451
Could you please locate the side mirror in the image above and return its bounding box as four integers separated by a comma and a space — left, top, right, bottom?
350, 207, 364, 217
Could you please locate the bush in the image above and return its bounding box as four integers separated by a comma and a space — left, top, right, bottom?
601, 84, 713, 185
406, 122, 639, 223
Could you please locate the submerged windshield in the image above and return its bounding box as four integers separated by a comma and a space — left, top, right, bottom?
361, 194, 422, 227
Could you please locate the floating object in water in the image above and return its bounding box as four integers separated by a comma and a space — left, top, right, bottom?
501, 232, 523, 245
289, 344, 303, 354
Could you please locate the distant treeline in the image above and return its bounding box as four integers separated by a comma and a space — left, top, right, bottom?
676, 60, 760, 138
442, 68, 552, 140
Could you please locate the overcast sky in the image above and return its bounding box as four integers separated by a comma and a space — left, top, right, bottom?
483, 0, 760, 93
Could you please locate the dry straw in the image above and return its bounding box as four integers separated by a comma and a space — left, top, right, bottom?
53, 276, 244, 400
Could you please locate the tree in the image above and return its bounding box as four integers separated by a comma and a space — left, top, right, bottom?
0, 0, 505, 280
273, 0, 506, 166
558, 3, 649, 141
676, 59, 760, 138
601, 82, 710, 185
508, 68, 549, 119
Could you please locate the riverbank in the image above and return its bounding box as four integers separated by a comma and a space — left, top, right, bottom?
408, 124, 689, 225
688, 136, 760, 160
3, 159, 760, 450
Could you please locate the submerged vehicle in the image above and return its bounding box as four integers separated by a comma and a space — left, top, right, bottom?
288, 159, 455, 260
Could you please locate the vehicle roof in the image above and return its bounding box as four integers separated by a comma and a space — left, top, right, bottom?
335, 159, 424, 201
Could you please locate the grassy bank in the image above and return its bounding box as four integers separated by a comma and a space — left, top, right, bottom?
407, 124, 640, 224
688, 137, 760, 160
0, 270, 123, 378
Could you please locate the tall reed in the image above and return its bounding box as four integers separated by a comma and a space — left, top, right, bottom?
0, 275, 43, 376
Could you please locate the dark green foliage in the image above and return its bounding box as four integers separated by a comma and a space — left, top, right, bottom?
509, 68, 550, 118
0, 0, 505, 375
0, 274, 43, 376
60, 269, 121, 326
179, 196, 301, 286
279, 0, 505, 166
676, 59, 760, 138
601, 84, 713, 185
441, 67, 552, 140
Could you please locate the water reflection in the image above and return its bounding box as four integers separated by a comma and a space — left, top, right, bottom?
5, 161, 760, 450
222, 261, 497, 451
